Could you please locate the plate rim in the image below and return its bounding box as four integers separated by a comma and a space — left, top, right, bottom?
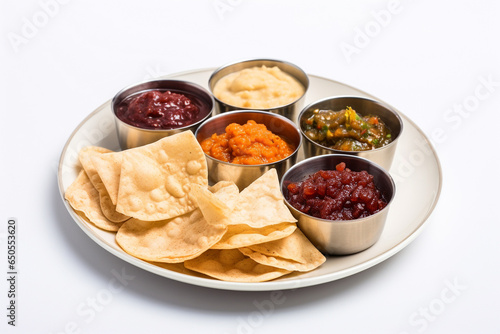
57, 68, 443, 291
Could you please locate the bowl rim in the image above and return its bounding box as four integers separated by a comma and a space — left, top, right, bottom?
298, 95, 404, 153
280, 153, 396, 224
195, 109, 303, 167
208, 58, 310, 110
111, 78, 215, 132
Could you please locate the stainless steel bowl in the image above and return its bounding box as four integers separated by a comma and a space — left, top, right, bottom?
298, 96, 403, 170
195, 110, 302, 190
112, 79, 214, 149
281, 154, 395, 255
208, 58, 309, 123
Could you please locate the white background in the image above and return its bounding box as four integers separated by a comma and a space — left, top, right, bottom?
1, 0, 499, 333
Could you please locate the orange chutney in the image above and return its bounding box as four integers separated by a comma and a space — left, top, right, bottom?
200, 120, 295, 165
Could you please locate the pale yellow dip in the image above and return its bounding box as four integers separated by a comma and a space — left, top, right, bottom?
213, 65, 304, 109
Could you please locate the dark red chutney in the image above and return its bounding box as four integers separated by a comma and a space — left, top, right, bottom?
286, 162, 387, 220
115, 90, 209, 129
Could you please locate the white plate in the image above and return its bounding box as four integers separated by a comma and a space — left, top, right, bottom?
57, 69, 442, 291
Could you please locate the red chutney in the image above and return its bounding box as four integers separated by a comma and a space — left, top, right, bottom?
286, 162, 387, 220
116, 90, 208, 129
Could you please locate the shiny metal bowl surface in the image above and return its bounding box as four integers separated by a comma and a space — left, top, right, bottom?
208, 58, 309, 123
195, 110, 302, 190
112, 79, 214, 149
281, 154, 395, 255
299, 96, 403, 170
